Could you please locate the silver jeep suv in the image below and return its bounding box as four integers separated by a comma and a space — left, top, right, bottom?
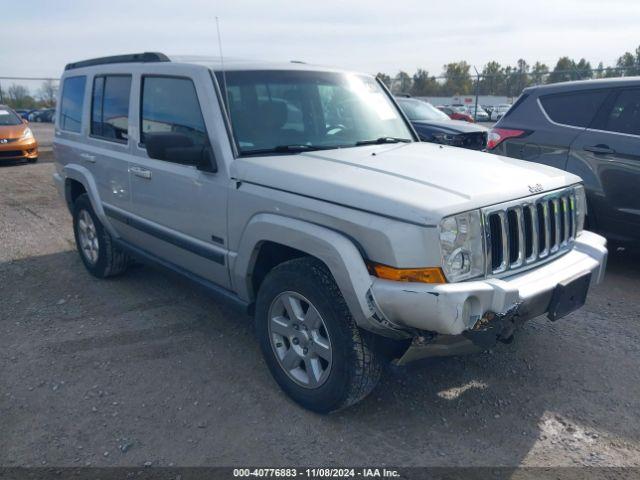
53, 53, 607, 412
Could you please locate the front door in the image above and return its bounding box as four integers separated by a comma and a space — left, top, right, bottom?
125, 74, 230, 288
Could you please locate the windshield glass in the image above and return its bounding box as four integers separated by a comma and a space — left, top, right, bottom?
398, 99, 450, 121
0, 108, 22, 126
215, 70, 413, 155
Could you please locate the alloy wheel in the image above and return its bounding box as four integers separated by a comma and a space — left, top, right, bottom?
268, 291, 333, 388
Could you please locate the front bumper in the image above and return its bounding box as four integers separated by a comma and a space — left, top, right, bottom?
369, 230, 607, 336
0, 138, 38, 160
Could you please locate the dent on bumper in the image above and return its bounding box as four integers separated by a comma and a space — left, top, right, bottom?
369, 230, 607, 336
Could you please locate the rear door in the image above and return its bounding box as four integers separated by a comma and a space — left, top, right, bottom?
568, 87, 640, 241
524, 89, 609, 170
125, 68, 231, 288
86, 73, 134, 229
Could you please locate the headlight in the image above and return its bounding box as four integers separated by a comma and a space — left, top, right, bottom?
574, 184, 587, 235
22, 127, 33, 139
439, 210, 485, 282
431, 132, 456, 145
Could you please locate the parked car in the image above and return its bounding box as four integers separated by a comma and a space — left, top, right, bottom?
468, 105, 490, 122
488, 77, 640, 243
437, 105, 474, 122
14, 109, 30, 119
29, 108, 56, 123
396, 97, 488, 150
0, 105, 38, 163
53, 52, 606, 413
490, 103, 512, 121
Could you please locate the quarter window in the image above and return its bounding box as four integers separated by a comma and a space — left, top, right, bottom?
60, 76, 86, 133
600, 89, 640, 136
141, 77, 208, 150
539, 90, 609, 128
91, 75, 132, 142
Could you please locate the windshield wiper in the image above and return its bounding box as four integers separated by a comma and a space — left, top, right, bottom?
355, 137, 412, 146
241, 144, 336, 156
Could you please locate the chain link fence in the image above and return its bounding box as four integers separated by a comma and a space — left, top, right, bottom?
1, 65, 636, 118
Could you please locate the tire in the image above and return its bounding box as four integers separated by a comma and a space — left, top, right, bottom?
255, 257, 381, 413
27, 157, 38, 164
72, 194, 129, 278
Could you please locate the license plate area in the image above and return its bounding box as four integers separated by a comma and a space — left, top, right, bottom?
547, 271, 592, 321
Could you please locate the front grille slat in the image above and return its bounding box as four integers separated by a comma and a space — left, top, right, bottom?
561, 196, 570, 244
483, 188, 576, 277
527, 204, 539, 262
551, 198, 561, 252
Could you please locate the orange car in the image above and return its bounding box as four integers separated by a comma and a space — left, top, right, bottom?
0, 105, 38, 163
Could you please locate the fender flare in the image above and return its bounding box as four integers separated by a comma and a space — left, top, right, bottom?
231, 213, 376, 325
62, 164, 118, 237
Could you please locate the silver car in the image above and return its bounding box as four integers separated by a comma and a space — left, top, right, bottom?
53, 53, 607, 412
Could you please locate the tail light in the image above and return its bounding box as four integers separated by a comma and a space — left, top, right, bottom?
487, 128, 527, 150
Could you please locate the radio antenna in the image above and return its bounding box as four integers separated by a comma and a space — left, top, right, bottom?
215, 16, 234, 140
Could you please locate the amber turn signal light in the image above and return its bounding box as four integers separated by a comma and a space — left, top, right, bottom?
367, 262, 446, 284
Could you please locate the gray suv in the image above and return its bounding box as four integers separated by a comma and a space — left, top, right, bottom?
53, 53, 607, 412
488, 77, 640, 244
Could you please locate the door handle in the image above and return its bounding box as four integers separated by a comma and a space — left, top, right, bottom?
583, 145, 615, 155
80, 153, 96, 163
129, 166, 152, 179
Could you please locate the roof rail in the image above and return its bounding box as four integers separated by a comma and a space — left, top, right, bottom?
65, 52, 170, 71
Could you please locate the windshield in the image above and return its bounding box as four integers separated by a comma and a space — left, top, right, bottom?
215, 70, 413, 155
0, 108, 22, 126
397, 99, 450, 121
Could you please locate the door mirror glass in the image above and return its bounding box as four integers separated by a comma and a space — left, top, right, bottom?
144, 132, 217, 172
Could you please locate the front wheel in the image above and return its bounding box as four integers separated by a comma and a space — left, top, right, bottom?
255, 257, 381, 413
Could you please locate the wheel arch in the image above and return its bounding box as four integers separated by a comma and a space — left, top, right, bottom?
62, 164, 118, 237
232, 213, 375, 326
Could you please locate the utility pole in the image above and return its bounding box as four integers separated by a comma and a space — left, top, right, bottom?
0, 79, 4, 104
473, 66, 480, 121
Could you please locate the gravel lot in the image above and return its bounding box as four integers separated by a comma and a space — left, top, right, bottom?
1, 158, 639, 468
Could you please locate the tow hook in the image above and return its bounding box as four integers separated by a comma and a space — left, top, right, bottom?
464, 304, 521, 349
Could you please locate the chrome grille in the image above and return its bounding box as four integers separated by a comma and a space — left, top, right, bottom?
483, 188, 577, 276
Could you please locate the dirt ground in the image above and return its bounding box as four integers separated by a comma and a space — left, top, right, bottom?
1, 160, 639, 468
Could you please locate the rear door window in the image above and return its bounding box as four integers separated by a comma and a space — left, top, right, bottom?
597, 88, 640, 136
539, 90, 609, 128
60, 76, 87, 133
91, 75, 132, 142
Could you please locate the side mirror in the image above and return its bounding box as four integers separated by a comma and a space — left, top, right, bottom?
144, 132, 217, 173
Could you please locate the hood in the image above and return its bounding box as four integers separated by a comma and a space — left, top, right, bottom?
0, 123, 27, 139
233, 142, 581, 226
412, 119, 487, 135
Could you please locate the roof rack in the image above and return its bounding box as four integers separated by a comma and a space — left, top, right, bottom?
65, 52, 170, 71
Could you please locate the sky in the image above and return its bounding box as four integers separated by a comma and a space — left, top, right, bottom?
2, 0, 640, 80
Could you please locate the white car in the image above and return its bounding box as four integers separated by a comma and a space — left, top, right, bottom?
491, 103, 512, 121
53, 52, 607, 413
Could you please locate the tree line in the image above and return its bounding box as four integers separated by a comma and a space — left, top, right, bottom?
377, 45, 640, 97
0, 80, 58, 109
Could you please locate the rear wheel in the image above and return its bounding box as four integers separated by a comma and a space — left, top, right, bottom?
27, 157, 38, 164
255, 257, 381, 413
72, 194, 129, 278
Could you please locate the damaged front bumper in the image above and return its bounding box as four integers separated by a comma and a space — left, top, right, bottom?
368, 231, 607, 361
